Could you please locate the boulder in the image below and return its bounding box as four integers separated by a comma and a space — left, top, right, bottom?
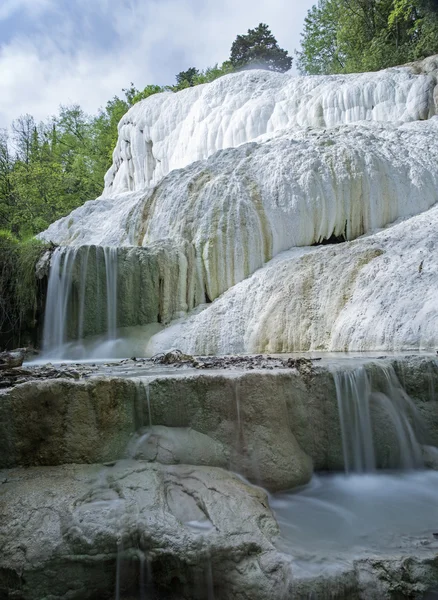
0, 462, 289, 600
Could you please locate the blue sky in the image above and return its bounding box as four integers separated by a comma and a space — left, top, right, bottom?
0, 0, 315, 128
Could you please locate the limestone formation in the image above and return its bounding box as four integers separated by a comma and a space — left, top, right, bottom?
103, 55, 437, 193
41, 120, 438, 309
1, 356, 437, 480
0, 462, 287, 600
149, 203, 438, 353
37, 59, 438, 354
1, 356, 438, 598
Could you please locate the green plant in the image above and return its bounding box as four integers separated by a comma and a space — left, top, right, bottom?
230, 23, 293, 72
0, 231, 52, 348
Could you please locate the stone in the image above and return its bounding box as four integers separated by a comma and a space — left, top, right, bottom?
2, 356, 438, 486
0, 350, 24, 370
0, 462, 287, 600
0, 370, 314, 491
127, 425, 230, 468
423, 445, 438, 470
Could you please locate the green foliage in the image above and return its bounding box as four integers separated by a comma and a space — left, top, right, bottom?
0, 231, 51, 347
296, 1, 345, 74
230, 23, 293, 72
93, 95, 131, 168
175, 67, 200, 88
131, 84, 167, 104
192, 62, 236, 84
297, 0, 438, 74
2, 108, 107, 237
0, 23, 288, 239
171, 62, 235, 91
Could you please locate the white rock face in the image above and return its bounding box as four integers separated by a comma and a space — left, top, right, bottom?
148, 203, 438, 353
39, 56, 438, 353
104, 57, 437, 194
41, 119, 438, 302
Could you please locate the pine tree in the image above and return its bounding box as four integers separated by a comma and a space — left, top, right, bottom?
230, 23, 292, 72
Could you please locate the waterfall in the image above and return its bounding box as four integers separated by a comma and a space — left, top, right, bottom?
333, 366, 375, 473
42, 246, 118, 357
77, 246, 90, 341
103, 246, 118, 340
43, 247, 78, 352
333, 363, 424, 472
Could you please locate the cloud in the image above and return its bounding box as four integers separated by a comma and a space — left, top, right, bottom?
0, 0, 314, 128
0, 0, 54, 21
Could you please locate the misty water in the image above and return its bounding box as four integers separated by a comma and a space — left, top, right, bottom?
272, 471, 438, 566
271, 364, 438, 573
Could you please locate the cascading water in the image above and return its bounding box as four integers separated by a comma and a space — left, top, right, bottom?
77, 246, 90, 341
272, 359, 438, 577
42, 246, 119, 359
332, 362, 424, 472
104, 246, 118, 341
43, 247, 78, 352
333, 366, 375, 472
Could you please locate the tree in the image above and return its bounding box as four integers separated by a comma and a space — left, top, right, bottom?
175, 67, 200, 88
229, 23, 292, 72
131, 84, 166, 104
296, 1, 345, 74
192, 62, 235, 84
297, 0, 438, 75
0, 130, 16, 233
92, 95, 131, 172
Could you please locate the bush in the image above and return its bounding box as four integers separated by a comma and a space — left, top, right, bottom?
0, 231, 52, 349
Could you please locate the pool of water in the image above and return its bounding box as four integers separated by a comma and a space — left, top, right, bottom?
272, 470, 438, 568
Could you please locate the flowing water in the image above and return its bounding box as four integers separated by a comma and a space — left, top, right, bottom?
104, 246, 118, 341
43, 247, 78, 351
332, 363, 424, 472
272, 361, 438, 574
333, 366, 375, 472
272, 470, 438, 563
42, 246, 120, 359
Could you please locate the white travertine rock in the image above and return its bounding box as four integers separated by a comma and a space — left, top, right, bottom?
40, 119, 438, 302
38, 57, 438, 353
148, 202, 438, 353
103, 58, 437, 194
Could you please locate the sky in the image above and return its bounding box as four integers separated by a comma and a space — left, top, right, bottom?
0, 0, 315, 129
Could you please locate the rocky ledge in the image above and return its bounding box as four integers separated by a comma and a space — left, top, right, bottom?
1, 354, 438, 598
1, 461, 438, 599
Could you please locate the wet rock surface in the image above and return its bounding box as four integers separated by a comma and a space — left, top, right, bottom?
0, 349, 25, 372
148, 350, 318, 372
0, 370, 314, 491
0, 462, 287, 600
0, 361, 99, 388
0, 354, 319, 390
1, 462, 438, 599
1, 355, 438, 598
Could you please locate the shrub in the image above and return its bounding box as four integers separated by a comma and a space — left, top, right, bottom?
0, 231, 52, 349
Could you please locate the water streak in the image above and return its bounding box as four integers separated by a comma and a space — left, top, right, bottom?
104, 246, 118, 340
235, 379, 241, 435
333, 366, 375, 472
333, 363, 424, 472
42, 246, 119, 357
115, 539, 122, 600
43, 247, 77, 351
77, 246, 90, 340
146, 383, 152, 427
132, 378, 153, 428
